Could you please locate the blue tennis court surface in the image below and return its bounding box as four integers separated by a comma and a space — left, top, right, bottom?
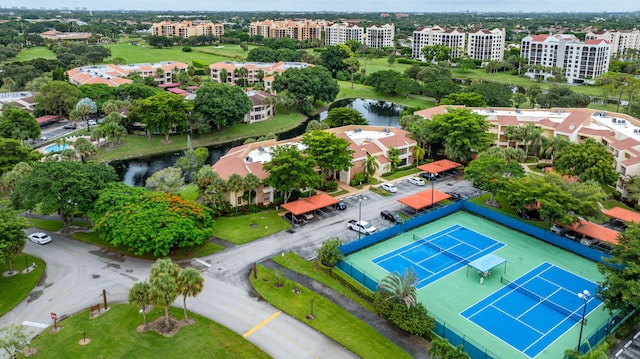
372, 224, 505, 289
461, 262, 602, 358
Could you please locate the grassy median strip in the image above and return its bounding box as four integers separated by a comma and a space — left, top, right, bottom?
272, 252, 375, 312
25, 304, 270, 359
250, 264, 412, 359
0, 254, 45, 317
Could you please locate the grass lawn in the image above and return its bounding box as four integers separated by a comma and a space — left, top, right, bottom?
250, 264, 412, 359
13, 47, 56, 62
337, 81, 436, 109
25, 218, 90, 232
381, 166, 421, 180
24, 304, 270, 359
272, 252, 375, 312
94, 110, 304, 162
71, 231, 224, 260
211, 211, 290, 245
0, 254, 45, 317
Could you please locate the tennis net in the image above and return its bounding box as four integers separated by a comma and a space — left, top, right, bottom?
501, 277, 582, 321
416, 236, 471, 264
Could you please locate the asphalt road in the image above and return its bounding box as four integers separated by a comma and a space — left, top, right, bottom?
0, 175, 478, 358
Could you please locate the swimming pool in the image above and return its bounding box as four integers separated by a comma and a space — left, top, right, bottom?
44, 144, 69, 153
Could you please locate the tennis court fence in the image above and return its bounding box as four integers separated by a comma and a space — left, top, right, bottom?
500, 276, 582, 322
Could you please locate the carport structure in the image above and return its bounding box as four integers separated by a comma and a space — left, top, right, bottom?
603, 207, 640, 224
35, 115, 59, 125
567, 219, 620, 246
281, 193, 338, 216
417, 159, 462, 176
397, 189, 451, 214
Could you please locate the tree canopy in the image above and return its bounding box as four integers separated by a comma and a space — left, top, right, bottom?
0, 106, 40, 141
263, 144, 323, 203
194, 82, 253, 132
11, 160, 117, 231
553, 138, 618, 186
128, 92, 193, 142
93, 183, 215, 256
0, 208, 28, 273
322, 107, 368, 128
272, 66, 339, 105
35, 80, 81, 118
301, 130, 354, 179
464, 150, 525, 202
537, 85, 591, 108
0, 138, 40, 175
466, 82, 513, 107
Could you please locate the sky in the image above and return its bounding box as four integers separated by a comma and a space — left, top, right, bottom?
2, 0, 639, 13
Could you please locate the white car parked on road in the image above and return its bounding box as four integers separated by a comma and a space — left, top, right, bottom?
408, 177, 426, 186
380, 183, 398, 193
29, 232, 52, 245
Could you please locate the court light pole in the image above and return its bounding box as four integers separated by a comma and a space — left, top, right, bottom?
431, 175, 435, 209
358, 198, 362, 240
577, 289, 591, 353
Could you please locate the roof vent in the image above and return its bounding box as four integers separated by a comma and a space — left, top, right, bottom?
246, 156, 252, 162
354, 128, 362, 133
258, 146, 265, 152
383, 128, 390, 134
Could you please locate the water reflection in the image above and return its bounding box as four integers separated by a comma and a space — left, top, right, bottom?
319, 99, 403, 128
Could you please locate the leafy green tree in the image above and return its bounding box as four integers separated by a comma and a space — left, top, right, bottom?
128, 92, 192, 143
527, 85, 542, 108
420, 44, 451, 63
422, 80, 460, 102
263, 144, 323, 203
177, 267, 204, 322
323, 107, 368, 128
0, 106, 40, 141
272, 66, 339, 105
0, 324, 30, 359
413, 146, 426, 166
597, 223, 640, 312
194, 82, 252, 132
464, 150, 525, 203
565, 342, 609, 359
114, 83, 162, 101
226, 173, 245, 209
377, 268, 417, 308
306, 120, 330, 132
417, 65, 452, 84
244, 173, 261, 206
513, 92, 528, 108
302, 130, 354, 179
149, 259, 179, 329
365, 69, 404, 95
92, 183, 215, 256
424, 108, 494, 163
78, 84, 115, 112
11, 161, 117, 232
320, 45, 351, 77
622, 175, 640, 204
467, 82, 513, 107
145, 167, 184, 193
440, 92, 487, 107
128, 282, 151, 327
0, 162, 32, 194
537, 85, 590, 108
316, 237, 343, 267
0, 209, 28, 274
553, 138, 618, 186
35, 80, 81, 118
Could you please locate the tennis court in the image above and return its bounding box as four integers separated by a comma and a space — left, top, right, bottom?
372, 224, 505, 288
461, 262, 601, 358
340, 211, 610, 359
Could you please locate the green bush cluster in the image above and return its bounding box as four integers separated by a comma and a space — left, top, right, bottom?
373, 290, 435, 337
191, 59, 208, 68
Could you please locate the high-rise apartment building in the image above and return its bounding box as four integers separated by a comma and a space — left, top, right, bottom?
366, 24, 395, 49
150, 20, 224, 38
325, 23, 365, 46
521, 34, 611, 83
248, 19, 326, 41
412, 26, 465, 61
586, 29, 640, 59
467, 28, 506, 62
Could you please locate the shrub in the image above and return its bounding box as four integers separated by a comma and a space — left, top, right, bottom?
182, 46, 193, 52
192, 59, 207, 68
373, 290, 435, 338
321, 181, 338, 192
297, 101, 315, 117
350, 172, 368, 186
316, 238, 343, 267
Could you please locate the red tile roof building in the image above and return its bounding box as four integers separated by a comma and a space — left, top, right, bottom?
586, 29, 640, 58
67, 61, 189, 87
209, 61, 312, 86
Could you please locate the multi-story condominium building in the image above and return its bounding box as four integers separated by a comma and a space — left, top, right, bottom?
40, 30, 92, 41
0, 92, 35, 114
244, 90, 275, 124
366, 24, 395, 49
586, 29, 640, 59
412, 26, 465, 61
212, 126, 416, 206
209, 61, 312, 87
416, 105, 640, 199
150, 20, 224, 38
248, 19, 326, 41
67, 61, 189, 87
520, 34, 611, 84
467, 28, 506, 62
325, 23, 365, 46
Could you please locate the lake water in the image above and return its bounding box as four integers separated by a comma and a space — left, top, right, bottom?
113, 99, 403, 186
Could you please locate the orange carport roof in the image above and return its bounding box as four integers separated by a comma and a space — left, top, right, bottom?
568, 219, 620, 245
397, 189, 451, 210
603, 207, 640, 223
281, 193, 338, 215
417, 159, 462, 174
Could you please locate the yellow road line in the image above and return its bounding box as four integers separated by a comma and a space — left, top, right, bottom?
243, 311, 282, 338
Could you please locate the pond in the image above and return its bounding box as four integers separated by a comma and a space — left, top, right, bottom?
317, 98, 404, 128
113, 98, 404, 186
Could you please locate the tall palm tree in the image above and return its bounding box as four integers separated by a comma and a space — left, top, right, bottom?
177, 267, 204, 322
128, 282, 151, 327
503, 125, 523, 149
377, 268, 417, 308
149, 259, 180, 328
622, 175, 640, 204
538, 135, 570, 161
226, 173, 245, 209
244, 173, 261, 206
363, 154, 379, 183
413, 146, 426, 166
74, 137, 97, 163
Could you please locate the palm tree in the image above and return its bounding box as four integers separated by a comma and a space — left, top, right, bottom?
538, 135, 570, 161
413, 146, 426, 166
262, 96, 277, 116
363, 154, 379, 183
74, 137, 97, 163
503, 125, 523, 148
128, 282, 151, 327
244, 173, 260, 206
377, 268, 417, 308
149, 259, 180, 329
428, 337, 451, 359
177, 267, 204, 322
622, 175, 640, 204
219, 68, 228, 83
226, 173, 245, 209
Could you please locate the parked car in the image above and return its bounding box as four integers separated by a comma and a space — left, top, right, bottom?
87, 120, 97, 126
419, 172, 437, 181
335, 199, 347, 210
63, 123, 77, 130
29, 232, 52, 245
347, 219, 377, 235
380, 183, 398, 193
284, 212, 306, 224
445, 192, 463, 201
408, 177, 425, 186
381, 210, 404, 224
550, 225, 568, 235
301, 212, 314, 220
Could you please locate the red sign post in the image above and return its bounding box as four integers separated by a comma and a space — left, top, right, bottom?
51, 312, 57, 330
